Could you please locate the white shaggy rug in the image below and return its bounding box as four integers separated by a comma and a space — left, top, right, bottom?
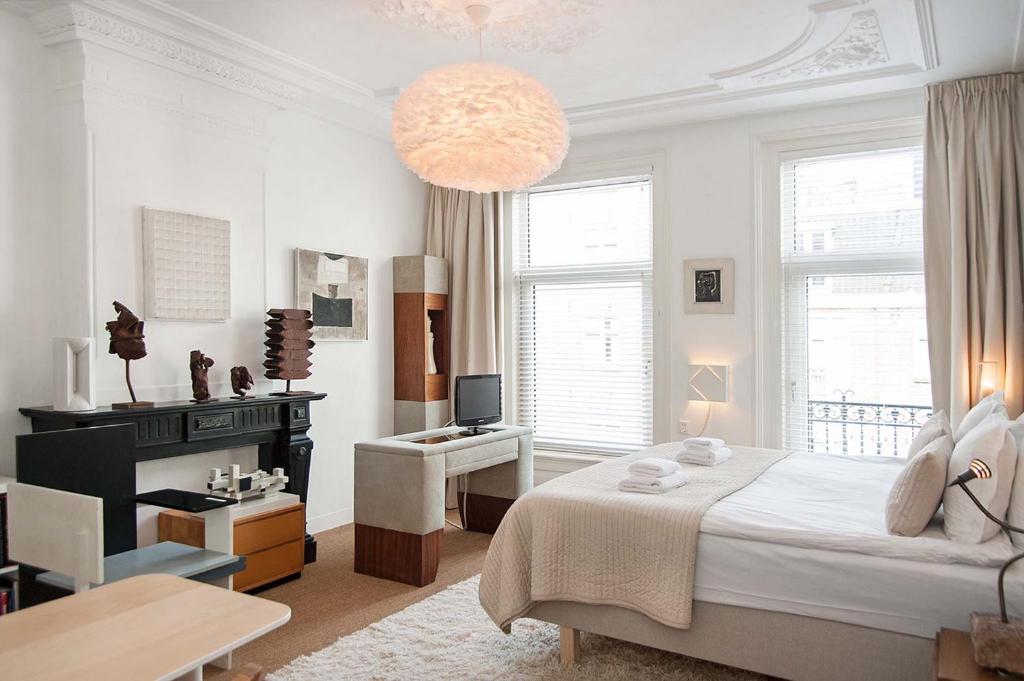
269, 576, 769, 681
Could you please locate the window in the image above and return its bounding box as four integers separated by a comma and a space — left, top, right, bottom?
779, 144, 931, 457
513, 177, 653, 454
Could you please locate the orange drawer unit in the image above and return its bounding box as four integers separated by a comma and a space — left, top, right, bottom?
158, 500, 305, 592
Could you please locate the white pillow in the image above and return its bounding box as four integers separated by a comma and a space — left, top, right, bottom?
954, 390, 1007, 441
886, 435, 952, 536
907, 410, 952, 459
943, 413, 1017, 543
1005, 412, 1024, 550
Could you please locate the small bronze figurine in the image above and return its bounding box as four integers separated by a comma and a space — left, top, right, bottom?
189, 350, 215, 402
106, 301, 153, 409
230, 366, 254, 399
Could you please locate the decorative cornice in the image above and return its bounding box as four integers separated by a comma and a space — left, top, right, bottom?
753, 10, 888, 84
31, 3, 300, 101
67, 80, 270, 143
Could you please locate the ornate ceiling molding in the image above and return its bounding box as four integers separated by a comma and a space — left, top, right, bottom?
31, 3, 301, 101
373, 0, 602, 54
753, 10, 889, 84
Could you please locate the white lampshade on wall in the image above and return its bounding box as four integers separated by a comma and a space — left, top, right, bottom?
979, 360, 999, 398
392, 61, 569, 193
688, 365, 730, 403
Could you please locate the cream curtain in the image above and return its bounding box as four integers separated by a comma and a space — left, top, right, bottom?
425, 185, 504, 398
924, 72, 1024, 424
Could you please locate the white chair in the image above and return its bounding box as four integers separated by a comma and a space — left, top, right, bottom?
7, 483, 243, 594
7, 482, 103, 593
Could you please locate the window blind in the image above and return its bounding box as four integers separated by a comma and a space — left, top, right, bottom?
514, 177, 654, 455
778, 145, 931, 457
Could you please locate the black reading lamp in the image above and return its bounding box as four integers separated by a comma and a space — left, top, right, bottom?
949, 458, 1024, 673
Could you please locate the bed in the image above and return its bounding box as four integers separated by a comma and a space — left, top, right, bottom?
478, 444, 1023, 681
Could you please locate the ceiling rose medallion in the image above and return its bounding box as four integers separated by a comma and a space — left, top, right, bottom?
390, 4, 570, 193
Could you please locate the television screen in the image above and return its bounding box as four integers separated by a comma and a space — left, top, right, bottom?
455, 374, 502, 428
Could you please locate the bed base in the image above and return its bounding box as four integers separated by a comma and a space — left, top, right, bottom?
528, 600, 933, 681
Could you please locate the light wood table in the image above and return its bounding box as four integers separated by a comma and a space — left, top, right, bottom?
0, 573, 290, 681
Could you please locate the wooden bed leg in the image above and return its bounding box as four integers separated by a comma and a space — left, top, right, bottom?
560, 626, 581, 667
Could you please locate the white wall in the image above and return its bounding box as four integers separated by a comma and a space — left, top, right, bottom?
0, 12, 58, 477
0, 14, 426, 538
265, 111, 425, 532
546, 93, 925, 454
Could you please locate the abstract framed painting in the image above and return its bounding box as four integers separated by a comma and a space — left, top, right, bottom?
683, 258, 734, 314
294, 248, 368, 341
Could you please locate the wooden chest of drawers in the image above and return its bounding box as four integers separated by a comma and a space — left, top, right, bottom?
158, 500, 304, 592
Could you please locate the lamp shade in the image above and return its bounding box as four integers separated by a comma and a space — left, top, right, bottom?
979, 360, 999, 398
688, 365, 729, 403
391, 61, 569, 193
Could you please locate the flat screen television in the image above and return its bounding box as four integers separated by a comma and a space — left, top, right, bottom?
455, 374, 502, 435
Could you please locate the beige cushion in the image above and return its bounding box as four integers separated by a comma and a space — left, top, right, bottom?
907, 410, 952, 459
954, 390, 1007, 441
943, 414, 1018, 543
886, 435, 952, 536
1006, 412, 1024, 549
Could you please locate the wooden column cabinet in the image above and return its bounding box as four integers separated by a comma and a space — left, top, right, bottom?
158, 499, 305, 592
393, 255, 449, 433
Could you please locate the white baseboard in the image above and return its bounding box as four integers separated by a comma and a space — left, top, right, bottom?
307, 506, 353, 535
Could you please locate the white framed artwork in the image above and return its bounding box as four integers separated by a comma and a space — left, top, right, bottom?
142, 207, 231, 321
683, 258, 735, 314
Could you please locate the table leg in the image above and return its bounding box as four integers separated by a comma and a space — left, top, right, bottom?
202, 506, 234, 669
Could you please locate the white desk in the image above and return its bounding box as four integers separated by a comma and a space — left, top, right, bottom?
0, 573, 290, 680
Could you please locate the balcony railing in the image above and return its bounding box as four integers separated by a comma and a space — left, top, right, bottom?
806, 395, 932, 457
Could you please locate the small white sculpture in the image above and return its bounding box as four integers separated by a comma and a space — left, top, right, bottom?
53, 337, 95, 411
208, 465, 288, 501
426, 312, 438, 374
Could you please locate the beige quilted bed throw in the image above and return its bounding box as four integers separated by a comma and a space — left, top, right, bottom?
479, 443, 787, 631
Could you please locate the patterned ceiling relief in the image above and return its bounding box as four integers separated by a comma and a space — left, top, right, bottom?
753, 11, 889, 84
373, 0, 602, 53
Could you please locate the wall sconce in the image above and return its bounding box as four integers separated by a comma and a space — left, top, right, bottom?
688, 364, 729, 436
979, 361, 999, 399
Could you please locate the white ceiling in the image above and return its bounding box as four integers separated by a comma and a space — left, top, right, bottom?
12, 0, 1024, 135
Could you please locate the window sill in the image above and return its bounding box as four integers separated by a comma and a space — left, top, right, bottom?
534, 449, 613, 474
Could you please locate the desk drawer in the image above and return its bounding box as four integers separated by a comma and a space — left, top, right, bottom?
234, 539, 304, 592
235, 505, 304, 555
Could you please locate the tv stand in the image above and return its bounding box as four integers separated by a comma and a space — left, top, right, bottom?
354, 424, 532, 586
458, 426, 492, 437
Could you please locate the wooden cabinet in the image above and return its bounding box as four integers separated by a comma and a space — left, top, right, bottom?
393, 255, 450, 433
158, 501, 304, 592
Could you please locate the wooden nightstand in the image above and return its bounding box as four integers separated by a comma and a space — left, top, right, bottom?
934, 628, 1003, 681
158, 494, 305, 592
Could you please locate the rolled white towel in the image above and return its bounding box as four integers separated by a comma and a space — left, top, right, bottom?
627, 457, 681, 478
678, 447, 732, 467
683, 437, 725, 451
619, 470, 689, 494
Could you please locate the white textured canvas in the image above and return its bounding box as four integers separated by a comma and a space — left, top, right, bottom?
143, 207, 231, 321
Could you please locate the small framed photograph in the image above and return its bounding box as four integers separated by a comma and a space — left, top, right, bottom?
684, 258, 734, 314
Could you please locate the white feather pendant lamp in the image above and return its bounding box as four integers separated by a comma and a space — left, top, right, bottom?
391, 61, 570, 193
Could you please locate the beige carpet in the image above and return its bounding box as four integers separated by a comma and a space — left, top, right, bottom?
206, 513, 492, 679
210, 513, 766, 680
268, 576, 769, 681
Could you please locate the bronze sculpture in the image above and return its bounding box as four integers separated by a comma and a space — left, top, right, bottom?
230, 366, 254, 399
264, 309, 315, 395
189, 350, 215, 402
106, 301, 153, 409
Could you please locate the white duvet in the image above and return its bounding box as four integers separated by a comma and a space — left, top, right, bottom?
700, 451, 1015, 567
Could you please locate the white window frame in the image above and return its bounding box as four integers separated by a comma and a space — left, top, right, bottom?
503, 149, 671, 455
754, 118, 925, 449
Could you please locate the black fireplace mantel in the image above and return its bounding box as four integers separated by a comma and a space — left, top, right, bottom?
20, 392, 327, 562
